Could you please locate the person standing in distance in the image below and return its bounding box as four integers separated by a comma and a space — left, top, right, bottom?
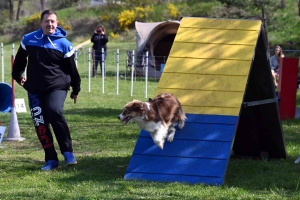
12, 10, 81, 171
270, 45, 284, 87
91, 25, 108, 77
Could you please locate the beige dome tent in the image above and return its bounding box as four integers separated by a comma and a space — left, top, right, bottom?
135, 20, 180, 78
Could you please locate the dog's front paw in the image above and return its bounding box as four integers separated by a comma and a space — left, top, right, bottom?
167, 126, 176, 142
155, 140, 164, 149
167, 134, 174, 142
178, 120, 185, 129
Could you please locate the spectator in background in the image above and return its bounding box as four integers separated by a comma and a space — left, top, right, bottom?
270, 45, 284, 87
91, 25, 108, 77
12, 10, 81, 171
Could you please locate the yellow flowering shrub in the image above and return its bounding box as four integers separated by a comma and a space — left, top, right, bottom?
168, 3, 179, 18
25, 13, 40, 24
135, 6, 153, 20
25, 13, 41, 30
118, 10, 135, 31
58, 20, 72, 31
118, 6, 153, 31
109, 32, 120, 39
101, 14, 110, 21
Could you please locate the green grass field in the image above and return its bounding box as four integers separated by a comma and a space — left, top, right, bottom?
1, 39, 300, 199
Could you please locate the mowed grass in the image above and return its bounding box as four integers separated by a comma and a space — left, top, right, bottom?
1, 39, 300, 199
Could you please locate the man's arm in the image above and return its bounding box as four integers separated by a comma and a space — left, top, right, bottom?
65, 54, 81, 95
12, 44, 28, 83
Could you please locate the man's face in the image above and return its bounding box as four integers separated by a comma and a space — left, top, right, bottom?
40, 14, 58, 35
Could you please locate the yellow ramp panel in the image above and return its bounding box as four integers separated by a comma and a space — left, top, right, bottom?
155, 89, 243, 116
164, 58, 251, 76
169, 43, 255, 60
175, 28, 259, 45
180, 17, 261, 31
183, 106, 239, 116
158, 73, 247, 92
156, 17, 261, 116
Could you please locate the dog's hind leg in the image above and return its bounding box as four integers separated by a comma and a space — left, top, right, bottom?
177, 107, 186, 130
178, 120, 185, 129
167, 124, 176, 142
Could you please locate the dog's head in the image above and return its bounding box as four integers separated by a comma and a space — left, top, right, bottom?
118, 100, 147, 124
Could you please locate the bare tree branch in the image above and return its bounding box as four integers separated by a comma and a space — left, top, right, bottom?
297, 0, 300, 16
40, 0, 45, 11
280, 0, 286, 8
8, 0, 13, 21
16, 0, 23, 21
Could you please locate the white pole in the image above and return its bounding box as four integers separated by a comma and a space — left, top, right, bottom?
75, 48, 78, 67
145, 51, 149, 98
1, 43, 4, 83
88, 48, 91, 92
116, 49, 119, 95
101, 48, 105, 93
130, 50, 134, 96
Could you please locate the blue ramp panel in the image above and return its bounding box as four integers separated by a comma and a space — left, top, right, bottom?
124, 114, 238, 185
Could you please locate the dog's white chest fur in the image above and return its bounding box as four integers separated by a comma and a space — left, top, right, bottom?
132, 118, 162, 133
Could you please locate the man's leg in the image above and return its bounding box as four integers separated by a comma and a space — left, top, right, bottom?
45, 90, 77, 166
45, 90, 72, 153
28, 93, 58, 164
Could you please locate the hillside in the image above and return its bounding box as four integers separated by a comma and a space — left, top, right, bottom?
1, 0, 300, 51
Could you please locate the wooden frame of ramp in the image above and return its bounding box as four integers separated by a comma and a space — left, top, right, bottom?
124, 17, 287, 185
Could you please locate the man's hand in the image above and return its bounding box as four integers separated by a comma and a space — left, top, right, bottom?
70, 93, 78, 104
17, 77, 26, 86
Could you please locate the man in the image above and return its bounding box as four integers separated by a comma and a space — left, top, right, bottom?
12, 10, 81, 171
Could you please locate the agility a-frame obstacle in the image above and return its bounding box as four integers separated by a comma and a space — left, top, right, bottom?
124, 17, 287, 185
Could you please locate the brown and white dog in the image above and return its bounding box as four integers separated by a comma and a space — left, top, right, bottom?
118, 93, 186, 149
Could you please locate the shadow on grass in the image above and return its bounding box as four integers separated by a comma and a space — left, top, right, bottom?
225, 156, 300, 194
57, 156, 130, 182
65, 107, 121, 119
78, 71, 160, 83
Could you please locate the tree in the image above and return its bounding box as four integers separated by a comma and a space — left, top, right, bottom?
16, 0, 23, 21
280, 0, 286, 8
40, 0, 45, 11
297, 0, 300, 16
8, 0, 13, 21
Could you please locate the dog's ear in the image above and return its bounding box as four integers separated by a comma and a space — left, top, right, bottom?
132, 100, 143, 108
148, 98, 152, 101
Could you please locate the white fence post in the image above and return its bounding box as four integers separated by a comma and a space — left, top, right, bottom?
88, 48, 91, 92
101, 48, 105, 93
130, 50, 134, 96
116, 49, 119, 95
145, 51, 149, 98
1, 43, 4, 83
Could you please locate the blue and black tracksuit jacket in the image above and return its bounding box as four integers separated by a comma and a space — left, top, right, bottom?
12, 26, 81, 95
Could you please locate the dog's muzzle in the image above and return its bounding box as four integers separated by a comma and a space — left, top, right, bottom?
118, 114, 132, 125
